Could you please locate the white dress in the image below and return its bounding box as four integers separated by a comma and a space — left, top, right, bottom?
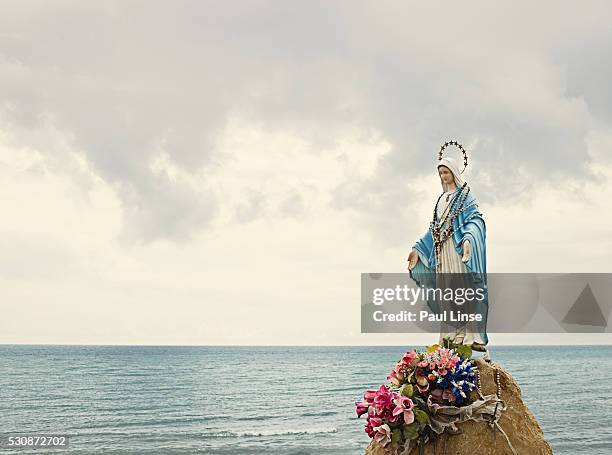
435, 190, 485, 345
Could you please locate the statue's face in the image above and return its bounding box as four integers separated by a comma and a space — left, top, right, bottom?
438, 166, 454, 186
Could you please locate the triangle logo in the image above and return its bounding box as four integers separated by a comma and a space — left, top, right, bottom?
561, 283, 607, 327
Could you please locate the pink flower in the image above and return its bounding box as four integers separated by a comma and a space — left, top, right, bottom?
363, 389, 378, 403
401, 351, 418, 367
373, 424, 392, 446
417, 383, 430, 393
369, 416, 383, 428
355, 401, 369, 417
387, 353, 417, 387
415, 368, 429, 386
365, 421, 376, 437
373, 385, 394, 410
387, 370, 401, 387
392, 396, 415, 424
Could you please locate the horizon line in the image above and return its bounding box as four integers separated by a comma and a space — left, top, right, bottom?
1, 342, 611, 347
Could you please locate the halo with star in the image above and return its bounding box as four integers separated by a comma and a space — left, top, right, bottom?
438, 140, 468, 174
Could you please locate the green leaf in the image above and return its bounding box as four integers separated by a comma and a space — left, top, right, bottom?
400, 384, 414, 397
456, 345, 473, 359
391, 429, 402, 444
426, 344, 439, 353
413, 396, 427, 407
414, 409, 430, 424
403, 422, 419, 440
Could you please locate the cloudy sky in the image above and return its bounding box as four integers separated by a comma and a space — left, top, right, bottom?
1, 1, 611, 345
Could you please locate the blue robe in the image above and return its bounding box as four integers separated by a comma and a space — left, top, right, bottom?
409, 188, 489, 345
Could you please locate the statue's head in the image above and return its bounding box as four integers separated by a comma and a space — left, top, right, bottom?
438, 165, 455, 187
436, 157, 465, 192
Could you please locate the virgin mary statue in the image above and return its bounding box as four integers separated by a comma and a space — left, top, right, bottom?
407, 144, 489, 357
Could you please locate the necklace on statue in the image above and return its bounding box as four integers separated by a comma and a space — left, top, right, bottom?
445, 188, 455, 202
445, 185, 459, 201
431, 183, 470, 271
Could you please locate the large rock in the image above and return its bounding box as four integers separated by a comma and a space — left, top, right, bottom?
365, 358, 553, 455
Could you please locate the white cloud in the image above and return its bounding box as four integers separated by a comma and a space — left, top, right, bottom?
2, 1, 611, 241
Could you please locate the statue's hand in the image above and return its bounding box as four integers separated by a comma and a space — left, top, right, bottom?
407, 248, 419, 270
461, 240, 471, 263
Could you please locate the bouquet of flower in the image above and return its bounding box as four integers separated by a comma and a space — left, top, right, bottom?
355, 343, 478, 451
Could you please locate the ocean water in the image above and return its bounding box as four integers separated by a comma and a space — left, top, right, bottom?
1, 345, 611, 454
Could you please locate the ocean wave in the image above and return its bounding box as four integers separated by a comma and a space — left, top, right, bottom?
205, 427, 338, 438
299, 410, 338, 417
